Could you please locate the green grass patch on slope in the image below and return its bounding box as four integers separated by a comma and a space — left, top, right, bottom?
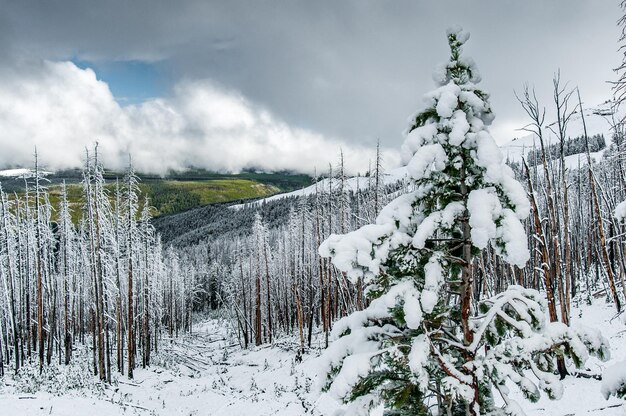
140, 179, 279, 216
13, 178, 280, 223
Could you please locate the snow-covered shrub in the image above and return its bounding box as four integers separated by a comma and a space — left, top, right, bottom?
14, 348, 111, 396
602, 360, 626, 400
151, 348, 179, 372
318, 27, 609, 416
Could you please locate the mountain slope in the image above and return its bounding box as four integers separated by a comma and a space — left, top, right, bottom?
0, 168, 312, 220
501, 101, 619, 168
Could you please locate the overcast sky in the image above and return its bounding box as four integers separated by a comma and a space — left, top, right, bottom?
0, 0, 621, 174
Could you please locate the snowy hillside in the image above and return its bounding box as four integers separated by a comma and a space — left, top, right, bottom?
231, 166, 409, 209
0, 168, 52, 178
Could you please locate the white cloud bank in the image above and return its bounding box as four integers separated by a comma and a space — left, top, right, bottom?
0, 61, 400, 175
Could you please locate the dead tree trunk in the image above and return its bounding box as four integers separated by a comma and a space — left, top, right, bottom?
578, 88, 622, 312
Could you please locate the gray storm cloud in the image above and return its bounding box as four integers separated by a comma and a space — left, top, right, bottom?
0, 0, 619, 155
0, 61, 399, 174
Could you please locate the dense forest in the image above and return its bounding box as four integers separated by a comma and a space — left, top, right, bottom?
0, 147, 197, 381
158, 99, 626, 357
146, 30, 626, 414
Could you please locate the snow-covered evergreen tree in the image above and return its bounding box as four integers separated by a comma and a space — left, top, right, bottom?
318, 27, 609, 415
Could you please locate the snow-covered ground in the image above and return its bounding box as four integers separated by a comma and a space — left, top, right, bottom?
0, 168, 33, 177
1, 300, 625, 415
0, 319, 325, 416
0, 168, 53, 178
507, 300, 626, 416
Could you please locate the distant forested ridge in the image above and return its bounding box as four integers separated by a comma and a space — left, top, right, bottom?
0, 167, 312, 219
526, 133, 605, 166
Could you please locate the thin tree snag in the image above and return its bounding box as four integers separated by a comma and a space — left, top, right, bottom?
578, 88, 622, 312
524, 159, 559, 323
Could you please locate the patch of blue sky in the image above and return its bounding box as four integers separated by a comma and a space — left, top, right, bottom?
72, 58, 170, 105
